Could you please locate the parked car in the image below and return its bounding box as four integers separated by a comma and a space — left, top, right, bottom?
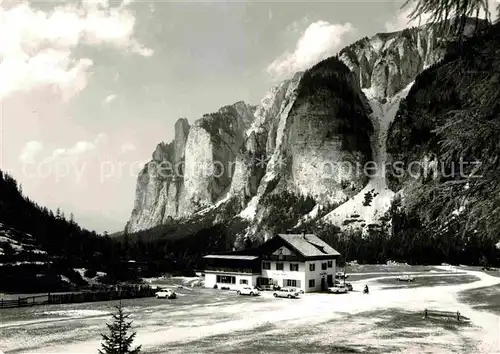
328, 285, 348, 294
397, 275, 415, 282
237, 286, 260, 296
334, 280, 353, 291
273, 287, 300, 298
155, 289, 177, 299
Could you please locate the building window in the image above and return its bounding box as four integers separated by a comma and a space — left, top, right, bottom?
321, 262, 327, 270
290, 263, 299, 271
286, 279, 297, 287
309, 263, 315, 271
216, 275, 235, 284
278, 248, 283, 254
276, 262, 284, 271
309, 279, 315, 288
328, 260, 333, 268
262, 262, 271, 270
240, 279, 248, 285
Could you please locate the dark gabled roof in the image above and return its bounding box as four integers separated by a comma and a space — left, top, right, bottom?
277, 234, 341, 258
203, 234, 340, 261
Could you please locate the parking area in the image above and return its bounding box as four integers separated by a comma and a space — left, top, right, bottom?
1, 267, 500, 353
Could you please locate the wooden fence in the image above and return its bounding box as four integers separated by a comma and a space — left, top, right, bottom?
1, 285, 156, 309
0, 295, 47, 308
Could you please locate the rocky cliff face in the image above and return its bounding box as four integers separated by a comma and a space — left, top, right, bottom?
339, 19, 482, 100
126, 20, 482, 236
126, 102, 255, 233
316, 19, 483, 230
278, 58, 373, 204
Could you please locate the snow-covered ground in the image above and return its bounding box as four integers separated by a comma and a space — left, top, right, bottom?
1, 266, 499, 353
0, 224, 46, 256
73, 268, 107, 286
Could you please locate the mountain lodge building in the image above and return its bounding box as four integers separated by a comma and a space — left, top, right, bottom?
203, 233, 341, 293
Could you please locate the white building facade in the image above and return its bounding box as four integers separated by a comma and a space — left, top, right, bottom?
203, 234, 340, 293
204, 273, 260, 290
203, 255, 262, 290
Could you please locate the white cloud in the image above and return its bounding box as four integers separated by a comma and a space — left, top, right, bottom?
48, 134, 107, 160
0, 0, 153, 100
103, 94, 117, 104
284, 16, 311, 35
120, 142, 136, 153
385, 6, 432, 32
51, 141, 96, 159
19, 141, 44, 163
132, 44, 154, 57
267, 20, 355, 79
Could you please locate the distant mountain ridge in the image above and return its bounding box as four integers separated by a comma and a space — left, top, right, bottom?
125, 19, 486, 244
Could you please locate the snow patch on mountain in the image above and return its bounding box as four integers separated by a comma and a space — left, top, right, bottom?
321, 82, 414, 228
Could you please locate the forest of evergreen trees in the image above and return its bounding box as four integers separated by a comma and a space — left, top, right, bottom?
0, 170, 146, 291
0, 170, 246, 291
305, 196, 500, 268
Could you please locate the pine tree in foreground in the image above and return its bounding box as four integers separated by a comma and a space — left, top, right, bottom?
403, 0, 492, 38
98, 301, 141, 354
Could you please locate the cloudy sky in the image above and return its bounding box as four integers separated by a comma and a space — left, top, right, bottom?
1, 0, 497, 233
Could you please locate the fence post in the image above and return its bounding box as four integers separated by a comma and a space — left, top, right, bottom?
424, 309, 428, 319
456, 311, 460, 321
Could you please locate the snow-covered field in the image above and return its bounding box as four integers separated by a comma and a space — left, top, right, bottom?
1, 266, 499, 353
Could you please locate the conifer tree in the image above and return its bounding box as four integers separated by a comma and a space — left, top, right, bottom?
403, 0, 492, 38
98, 301, 141, 354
